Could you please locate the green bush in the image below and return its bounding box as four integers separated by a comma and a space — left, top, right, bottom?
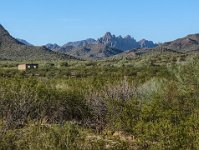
0, 78, 91, 129
60, 61, 69, 67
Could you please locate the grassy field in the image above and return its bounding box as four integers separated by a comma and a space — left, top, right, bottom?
0, 53, 199, 149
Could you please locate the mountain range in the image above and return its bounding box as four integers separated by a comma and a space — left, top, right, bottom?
112, 34, 199, 59
1, 24, 199, 61
45, 32, 157, 59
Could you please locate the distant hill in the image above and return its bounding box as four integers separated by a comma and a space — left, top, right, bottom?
0, 24, 74, 61
46, 39, 97, 51
138, 39, 158, 48
63, 38, 97, 48
58, 43, 123, 60
162, 34, 199, 52
16, 38, 33, 46
45, 43, 61, 52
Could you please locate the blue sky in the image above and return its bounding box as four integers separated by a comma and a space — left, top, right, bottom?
0, 0, 199, 45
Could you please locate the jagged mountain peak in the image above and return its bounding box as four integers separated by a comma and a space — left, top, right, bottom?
104, 32, 112, 37
124, 35, 132, 39
139, 39, 147, 42
100, 32, 115, 43
138, 39, 157, 48
97, 32, 156, 51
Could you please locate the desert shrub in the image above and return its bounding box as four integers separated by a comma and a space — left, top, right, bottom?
0, 122, 135, 150
0, 54, 199, 149
85, 61, 97, 66
86, 59, 199, 149
0, 122, 84, 150
87, 78, 140, 130
60, 61, 69, 67
44, 63, 55, 68
0, 77, 91, 129
133, 63, 199, 149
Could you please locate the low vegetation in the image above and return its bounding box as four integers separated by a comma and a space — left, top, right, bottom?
0, 52, 199, 149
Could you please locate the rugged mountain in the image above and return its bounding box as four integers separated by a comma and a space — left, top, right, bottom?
57, 32, 157, 59
97, 32, 157, 50
115, 33, 199, 59
63, 38, 97, 48
59, 43, 123, 60
45, 39, 96, 52
16, 38, 33, 46
45, 43, 61, 51
97, 32, 139, 51
0, 24, 74, 61
163, 34, 199, 52
138, 39, 158, 48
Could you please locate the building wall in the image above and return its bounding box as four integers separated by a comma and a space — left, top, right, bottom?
18, 64, 38, 70
18, 64, 26, 70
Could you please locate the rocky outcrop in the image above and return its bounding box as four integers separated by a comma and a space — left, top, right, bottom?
97, 32, 139, 51
138, 39, 158, 48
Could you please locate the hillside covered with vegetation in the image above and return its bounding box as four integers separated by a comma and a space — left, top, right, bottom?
0, 24, 74, 61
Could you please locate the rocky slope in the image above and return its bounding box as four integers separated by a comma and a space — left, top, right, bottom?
16, 38, 33, 46
45, 43, 61, 51
138, 39, 157, 48
63, 38, 97, 48
162, 34, 199, 52
58, 43, 123, 60
0, 24, 74, 61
